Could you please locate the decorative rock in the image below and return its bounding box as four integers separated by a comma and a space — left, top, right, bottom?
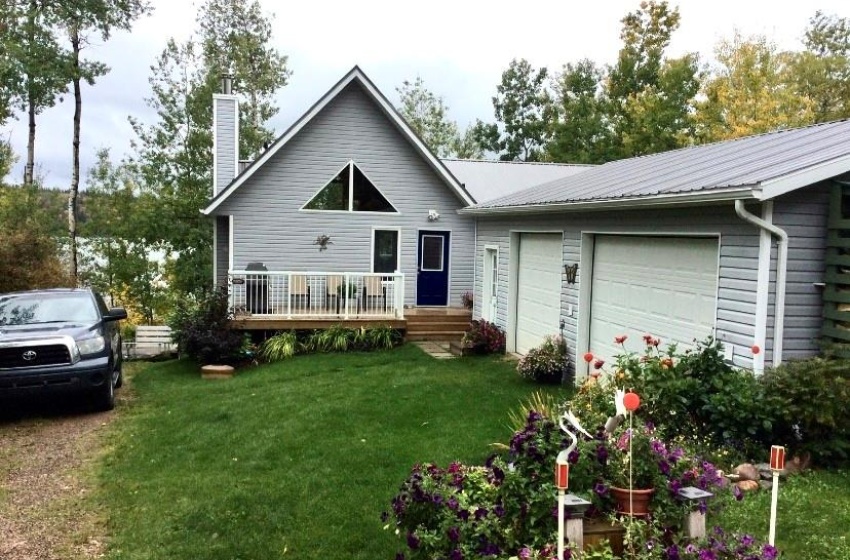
784, 453, 810, 475
736, 480, 760, 492
733, 463, 760, 482
759, 480, 773, 491
201, 364, 235, 379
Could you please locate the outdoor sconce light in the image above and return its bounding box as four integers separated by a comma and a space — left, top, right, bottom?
564, 263, 578, 284
427, 209, 440, 222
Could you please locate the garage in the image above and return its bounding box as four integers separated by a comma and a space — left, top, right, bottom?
515, 233, 563, 354
588, 235, 719, 363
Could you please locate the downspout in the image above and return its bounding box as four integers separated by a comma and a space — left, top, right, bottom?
734, 200, 788, 372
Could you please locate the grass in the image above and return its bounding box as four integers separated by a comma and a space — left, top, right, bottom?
98, 345, 568, 560
715, 469, 850, 559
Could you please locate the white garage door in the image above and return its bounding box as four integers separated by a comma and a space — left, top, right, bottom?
589, 236, 718, 364
516, 233, 562, 354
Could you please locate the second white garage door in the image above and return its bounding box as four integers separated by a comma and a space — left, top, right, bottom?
588, 235, 719, 363
516, 233, 563, 354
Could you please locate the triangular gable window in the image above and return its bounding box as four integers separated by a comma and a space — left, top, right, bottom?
303, 162, 396, 212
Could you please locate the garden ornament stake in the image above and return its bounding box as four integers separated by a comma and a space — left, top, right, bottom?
556, 412, 580, 560
768, 445, 785, 546
622, 392, 641, 519
604, 388, 628, 434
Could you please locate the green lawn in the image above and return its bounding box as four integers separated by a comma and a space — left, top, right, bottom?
715, 469, 850, 560
99, 345, 568, 560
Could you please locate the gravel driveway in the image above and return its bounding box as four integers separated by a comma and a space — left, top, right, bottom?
0, 397, 118, 560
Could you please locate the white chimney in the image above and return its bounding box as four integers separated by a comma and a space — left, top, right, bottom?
213, 72, 239, 197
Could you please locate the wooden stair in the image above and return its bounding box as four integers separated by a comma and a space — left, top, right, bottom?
405, 308, 472, 342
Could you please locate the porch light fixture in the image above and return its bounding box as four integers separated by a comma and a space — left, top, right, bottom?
427, 209, 440, 222
564, 263, 578, 285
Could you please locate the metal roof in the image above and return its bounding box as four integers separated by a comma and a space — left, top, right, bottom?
440, 159, 593, 203
464, 119, 850, 214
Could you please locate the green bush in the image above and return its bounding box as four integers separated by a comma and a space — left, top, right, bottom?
762, 357, 850, 466
168, 287, 244, 365
612, 336, 775, 458
260, 331, 298, 362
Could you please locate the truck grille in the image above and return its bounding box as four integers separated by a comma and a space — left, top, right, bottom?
0, 344, 72, 368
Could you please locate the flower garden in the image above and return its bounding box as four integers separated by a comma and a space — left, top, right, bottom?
386, 332, 850, 559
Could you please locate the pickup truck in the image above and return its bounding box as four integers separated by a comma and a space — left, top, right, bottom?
0, 288, 127, 411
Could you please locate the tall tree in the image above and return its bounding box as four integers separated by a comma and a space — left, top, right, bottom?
0, 1, 69, 187
475, 58, 555, 161
696, 33, 814, 142
547, 59, 613, 164
396, 76, 459, 157
56, 0, 151, 284
131, 0, 289, 296
197, 0, 290, 159
606, 1, 699, 158
451, 125, 484, 159
791, 11, 850, 123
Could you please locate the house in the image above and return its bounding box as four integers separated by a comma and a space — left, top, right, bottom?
461, 120, 850, 375
201, 67, 587, 328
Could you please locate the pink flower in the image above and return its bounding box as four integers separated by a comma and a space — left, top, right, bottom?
614, 334, 627, 344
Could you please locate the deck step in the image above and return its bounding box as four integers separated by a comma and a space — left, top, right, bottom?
406, 330, 468, 343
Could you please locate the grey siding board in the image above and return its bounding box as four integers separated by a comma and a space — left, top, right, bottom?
214, 97, 238, 195
474, 203, 765, 369
772, 182, 829, 361
215, 216, 229, 288
212, 83, 474, 306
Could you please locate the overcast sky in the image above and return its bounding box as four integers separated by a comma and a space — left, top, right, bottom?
3, 0, 850, 189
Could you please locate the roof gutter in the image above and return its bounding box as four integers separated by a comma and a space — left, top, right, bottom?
459, 187, 756, 215
734, 199, 788, 373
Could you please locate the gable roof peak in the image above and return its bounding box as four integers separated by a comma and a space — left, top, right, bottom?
202, 66, 474, 215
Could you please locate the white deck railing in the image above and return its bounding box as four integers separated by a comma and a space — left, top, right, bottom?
228, 270, 405, 319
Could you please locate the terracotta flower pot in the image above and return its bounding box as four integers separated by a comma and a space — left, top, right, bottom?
609, 486, 655, 518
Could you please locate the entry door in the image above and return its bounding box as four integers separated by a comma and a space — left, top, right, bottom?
417, 231, 450, 306
482, 248, 498, 321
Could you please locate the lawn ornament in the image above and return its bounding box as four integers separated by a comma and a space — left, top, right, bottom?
604, 388, 628, 433
555, 412, 592, 559
768, 445, 785, 546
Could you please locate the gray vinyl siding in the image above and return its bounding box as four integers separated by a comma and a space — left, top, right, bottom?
772, 182, 829, 361
474, 203, 772, 370
211, 82, 474, 306
215, 216, 230, 288
214, 96, 238, 196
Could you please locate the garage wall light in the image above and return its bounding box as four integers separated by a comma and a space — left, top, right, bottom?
564, 263, 578, 285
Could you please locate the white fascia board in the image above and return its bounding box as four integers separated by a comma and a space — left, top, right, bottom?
760, 154, 850, 200
458, 188, 757, 215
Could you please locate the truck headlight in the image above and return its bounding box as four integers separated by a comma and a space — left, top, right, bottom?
77, 335, 106, 356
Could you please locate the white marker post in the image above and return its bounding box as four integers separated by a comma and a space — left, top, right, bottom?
768, 445, 785, 546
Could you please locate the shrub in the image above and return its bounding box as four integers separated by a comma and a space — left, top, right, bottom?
168, 287, 244, 365
598, 335, 774, 458
517, 335, 569, 384
762, 357, 850, 466
260, 331, 298, 362
461, 319, 505, 354
362, 324, 401, 350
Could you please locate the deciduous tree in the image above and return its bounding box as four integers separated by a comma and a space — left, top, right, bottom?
476, 58, 555, 161
396, 76, 459, 158
696, 33, 814, 142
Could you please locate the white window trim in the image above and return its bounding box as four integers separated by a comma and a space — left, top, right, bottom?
300, 160, 400, 213
371, 227, 402, 273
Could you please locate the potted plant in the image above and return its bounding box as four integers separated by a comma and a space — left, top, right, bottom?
336, 280, 359, 310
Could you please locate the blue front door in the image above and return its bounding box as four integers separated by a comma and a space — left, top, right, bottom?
417, 231, 450, 306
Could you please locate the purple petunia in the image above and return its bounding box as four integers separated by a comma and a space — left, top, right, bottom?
666, 545, 680, 560
658, 460, 671, 476
762, 544, 779, 560
448, 526, 460, 542
406, 531, 420, 550
447, 497, 459, 511
596, 444, 609, 465
733, 484, 744, 501
593, 482, 609, 497
518, 547, 532, 560
450, 550, 463, 560
740, 534, 755, 547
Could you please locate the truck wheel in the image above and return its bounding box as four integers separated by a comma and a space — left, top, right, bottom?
93, 372, 116, 412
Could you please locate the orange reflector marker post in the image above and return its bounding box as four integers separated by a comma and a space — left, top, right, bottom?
768, 445, 785, 546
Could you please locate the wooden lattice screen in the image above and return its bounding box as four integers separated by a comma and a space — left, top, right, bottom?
822, 181, 850, 356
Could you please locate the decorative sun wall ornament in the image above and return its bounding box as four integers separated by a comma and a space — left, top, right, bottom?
313, 234, 333, 252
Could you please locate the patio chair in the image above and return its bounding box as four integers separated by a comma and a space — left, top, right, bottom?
290, 275, 311, 311
362, 275, 387, 313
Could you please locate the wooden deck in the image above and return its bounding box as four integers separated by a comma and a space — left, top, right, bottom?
231, 307, 472, 338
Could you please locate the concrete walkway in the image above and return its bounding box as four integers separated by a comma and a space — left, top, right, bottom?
412, 341, 456, 359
